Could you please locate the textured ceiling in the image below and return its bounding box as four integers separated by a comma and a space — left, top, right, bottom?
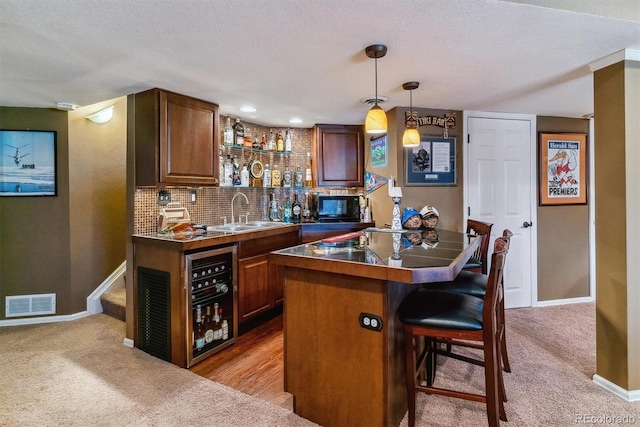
1, 0, 639, 127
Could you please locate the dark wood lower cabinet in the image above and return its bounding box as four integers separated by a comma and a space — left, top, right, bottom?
237, 230, 299, 324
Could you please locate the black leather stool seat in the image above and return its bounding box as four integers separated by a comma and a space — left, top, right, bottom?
425, 270, 488, 297
463, 256, 483, 271
398, 288, 484, 330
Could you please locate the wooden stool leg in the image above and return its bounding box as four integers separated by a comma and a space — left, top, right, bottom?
405, 325, 417, 427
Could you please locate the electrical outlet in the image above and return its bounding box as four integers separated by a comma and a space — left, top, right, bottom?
157, 190, 171, 205
190, 189, 197, 204
359, 312, 383, 331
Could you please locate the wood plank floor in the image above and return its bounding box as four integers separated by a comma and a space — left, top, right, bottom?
189, 311, 292, 410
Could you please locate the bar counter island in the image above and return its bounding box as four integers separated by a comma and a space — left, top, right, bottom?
270, 228, 480, 427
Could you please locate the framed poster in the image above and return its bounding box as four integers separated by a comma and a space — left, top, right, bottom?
370, 134, 387, 167
404, 136, 456, 186
539, 132, 587, 205
0, 130, 57, 196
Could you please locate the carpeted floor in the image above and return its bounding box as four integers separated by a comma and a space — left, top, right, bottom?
0, 303, 638, 426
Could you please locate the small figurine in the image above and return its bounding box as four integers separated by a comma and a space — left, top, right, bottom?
420, 205, 439, 229
401, 207, 422, 230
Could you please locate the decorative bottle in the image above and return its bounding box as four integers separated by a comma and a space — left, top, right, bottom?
232, 118, 244, 147
282, 164, 292, 188
294, 165, 303, 188
304, 152, 313, 187
272, 164, 281, 187
268, 130, 276, 152
284, 129, 292, 152
224, 155, 233, 187
292, 194, 301, 223
276, 132, 284, 152
283, 197, 292, 223
204, 306, 214, 344
302, 192, 311, 222
263, 163, 271, 188
223, 116, 234, 146
240, 165, 250, 187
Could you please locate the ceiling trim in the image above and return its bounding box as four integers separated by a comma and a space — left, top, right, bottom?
589, 49, 640, 72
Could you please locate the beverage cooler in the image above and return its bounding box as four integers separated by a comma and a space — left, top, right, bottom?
186, 245, 237, 367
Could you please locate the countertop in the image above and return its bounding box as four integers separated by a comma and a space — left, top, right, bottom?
271, 228, 479, 284
132, 223, 302, 251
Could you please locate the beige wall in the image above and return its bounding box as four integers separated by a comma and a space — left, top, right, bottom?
68, 98, 127, 308
536, 117, 590, 301
0, 102, 127, 319
594, 59, 640, 391
366, 107, 464, 232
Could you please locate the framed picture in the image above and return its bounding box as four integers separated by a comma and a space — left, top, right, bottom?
404, 136, 456, 186
539, 132, 587, 205
370, 134, 387, 167
0, 129, 57, 197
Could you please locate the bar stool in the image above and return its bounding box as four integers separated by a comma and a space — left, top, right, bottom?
463, 219, 493, 274
427, 229, 513, 374
399, 237, 509, 427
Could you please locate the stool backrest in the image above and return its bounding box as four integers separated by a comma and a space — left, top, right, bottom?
482, 237, 508, 335
467, 219, 494, 274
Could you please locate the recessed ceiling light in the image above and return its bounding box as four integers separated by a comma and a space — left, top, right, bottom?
240, 106, 256, 112
289, 118, 303, 124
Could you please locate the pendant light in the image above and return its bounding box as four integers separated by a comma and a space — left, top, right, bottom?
402, 82, 420, 147
364, 44, 388, 135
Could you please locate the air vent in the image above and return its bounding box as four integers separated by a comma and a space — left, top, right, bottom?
5, 294, 56, 317
137, 267, 171, 362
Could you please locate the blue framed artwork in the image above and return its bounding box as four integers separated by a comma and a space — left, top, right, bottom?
370, 134, 387, 167
0, 129, 57, 196
404, 136, 456, 186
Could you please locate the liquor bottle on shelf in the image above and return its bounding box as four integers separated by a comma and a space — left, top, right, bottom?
276, 132, 284, 152
240, 165, 250, 187
213, 303, 222, 341
302, 192, 312, 222
282, 164, 292, 188
260, 132, 267, 150
232, 156, 242, 186
294, 165, 303, 188
263, 163, 271, 188
284, 129, 292, 152
243, 127, 254, 148
283, 197, 292, 223
194, 305, 205, 351
232, 118, 244, 147
292, 194, 301, 224
204, 306, 214, 344
304, 152, 313, 187
272, 164, 281, 187
223, 116, 234, 146
223, 155, 233, 187
268, 130, 276, 152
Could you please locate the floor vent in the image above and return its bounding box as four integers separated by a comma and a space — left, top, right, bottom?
5, 293, 56, 317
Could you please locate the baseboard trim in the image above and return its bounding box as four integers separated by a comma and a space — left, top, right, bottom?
0, 310, 91, 327
535, 296, 595, 307
86, 260, 126, 314
593, 375, 640, 402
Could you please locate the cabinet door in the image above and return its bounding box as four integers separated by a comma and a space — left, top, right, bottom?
315, 124, 364, 187
159, 91, 219, 185
238, 253, 273, 323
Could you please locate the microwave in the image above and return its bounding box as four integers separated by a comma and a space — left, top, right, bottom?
314, 194, 361, 222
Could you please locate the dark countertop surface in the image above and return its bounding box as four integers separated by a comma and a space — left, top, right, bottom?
271, 228, 479, 284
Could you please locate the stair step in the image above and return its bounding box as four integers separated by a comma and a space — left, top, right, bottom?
101, 288, 126, 322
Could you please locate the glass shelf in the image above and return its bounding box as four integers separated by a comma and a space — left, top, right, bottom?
222, 145, 292, 156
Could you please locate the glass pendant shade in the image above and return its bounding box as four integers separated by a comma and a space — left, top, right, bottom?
365, 104, 387, 134
402, 127, 420, 147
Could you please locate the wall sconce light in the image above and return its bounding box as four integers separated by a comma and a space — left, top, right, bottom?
86, 106, 114, 124
402, 82, 420, 148
364, 44, 388, 135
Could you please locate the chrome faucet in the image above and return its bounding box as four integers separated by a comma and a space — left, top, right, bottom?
231, 192, 249, 225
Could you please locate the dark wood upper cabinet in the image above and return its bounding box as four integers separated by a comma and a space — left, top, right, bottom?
134, 88, 219, 186
314, 124, 364, 187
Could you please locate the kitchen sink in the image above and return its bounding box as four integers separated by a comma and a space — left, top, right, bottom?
207, 221, 292, 233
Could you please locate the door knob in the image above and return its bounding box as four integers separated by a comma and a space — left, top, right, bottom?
522, 221, 533, 228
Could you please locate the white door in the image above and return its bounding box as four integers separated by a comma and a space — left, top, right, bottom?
464, 112, 537, 308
